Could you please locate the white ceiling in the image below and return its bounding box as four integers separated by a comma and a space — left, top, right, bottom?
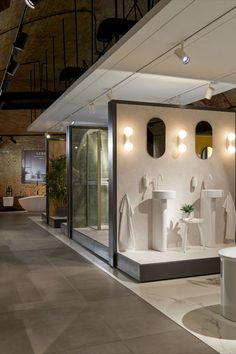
28, 0, 236, 132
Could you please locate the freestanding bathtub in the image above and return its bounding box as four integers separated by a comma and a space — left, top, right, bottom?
18, 196, 46, 212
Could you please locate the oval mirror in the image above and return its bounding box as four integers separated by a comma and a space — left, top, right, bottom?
195, 121, 213, 159
147, 118, 166, 158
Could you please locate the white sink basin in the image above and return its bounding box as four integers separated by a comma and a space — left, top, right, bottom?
152, 190, 176, 200
201, 189, 224, 198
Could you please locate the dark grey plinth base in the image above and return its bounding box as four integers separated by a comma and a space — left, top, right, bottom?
72, 229, 109, 261
41, 212, 67, 228
116, 253, 220, 282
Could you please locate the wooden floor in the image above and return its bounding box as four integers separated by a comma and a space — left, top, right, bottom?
0, 212, 216, 354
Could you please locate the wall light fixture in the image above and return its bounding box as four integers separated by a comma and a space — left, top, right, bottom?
227, 132, 236, 154
124, 127, 133, 151
178, 129, 187, 152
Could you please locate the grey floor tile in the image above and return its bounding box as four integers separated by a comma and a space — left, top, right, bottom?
27, 314, 120, 354
0, 313, 34, 354
46, 341, 132, 354
124, 330, 217, 354
104, 311, 179, 340
0, 327, 34, 354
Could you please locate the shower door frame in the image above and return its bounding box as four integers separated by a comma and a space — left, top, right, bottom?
67, 124, 110, 262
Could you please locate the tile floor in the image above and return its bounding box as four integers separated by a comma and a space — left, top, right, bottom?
0, 212, 217, 354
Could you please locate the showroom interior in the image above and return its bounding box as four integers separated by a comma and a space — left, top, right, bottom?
0, 0, 236, 353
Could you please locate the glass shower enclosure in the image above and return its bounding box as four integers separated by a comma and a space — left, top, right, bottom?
70, 126, 109, 249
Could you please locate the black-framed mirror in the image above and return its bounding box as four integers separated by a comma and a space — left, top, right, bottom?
195, 121, 213, 159
147, 118, 166, 158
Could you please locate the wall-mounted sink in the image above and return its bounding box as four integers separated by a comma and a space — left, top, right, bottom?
201, 189, 224, 199
200, 188, 224, 247
152, 190, 176, 200
152, 189, 176, 252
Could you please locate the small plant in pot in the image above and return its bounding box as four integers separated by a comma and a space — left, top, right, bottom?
46, 155, 67, 217
180, 203, 194, 219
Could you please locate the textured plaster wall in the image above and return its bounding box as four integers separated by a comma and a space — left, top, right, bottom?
0, 135, 46, 197
116, 103, 235, 249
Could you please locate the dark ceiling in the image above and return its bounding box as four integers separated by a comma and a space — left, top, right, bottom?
0, 0, 235, 135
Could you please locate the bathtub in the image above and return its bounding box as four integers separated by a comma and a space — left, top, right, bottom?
18, 196, 46, 212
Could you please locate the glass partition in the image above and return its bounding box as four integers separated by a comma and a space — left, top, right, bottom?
71, 127, 108, 247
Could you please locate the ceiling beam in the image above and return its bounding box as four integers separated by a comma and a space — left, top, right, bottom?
0, 91, 60, 110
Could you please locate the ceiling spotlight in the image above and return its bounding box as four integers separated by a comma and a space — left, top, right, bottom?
205, 83, 215, 100
106, 89, 113, 100
71, 120, 75, 125
10, 136, 17, 144
174, 42, 190, 64
7, 60, 19, 76
14, 31, 28, 52
45, 133, 51, 139
88, 102, 95, 114
25, 0, 41, 9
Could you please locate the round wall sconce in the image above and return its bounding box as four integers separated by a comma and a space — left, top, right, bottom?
227, 132, 236, 154
124, 127, 133, 151
178, 129, 187, 152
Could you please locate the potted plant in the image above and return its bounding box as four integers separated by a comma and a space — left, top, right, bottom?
46, 155, 67, 217
180, 203, 194, 219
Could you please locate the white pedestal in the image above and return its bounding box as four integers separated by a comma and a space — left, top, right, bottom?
218, 247, 236, 322
152, 190, 176, 252
200, 189, 224, 248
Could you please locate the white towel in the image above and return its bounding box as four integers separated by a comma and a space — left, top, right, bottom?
118, 194, 135, 251
222, 192, 236, 240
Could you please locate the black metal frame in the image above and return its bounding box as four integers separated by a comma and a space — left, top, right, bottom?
45, 134, 66, 225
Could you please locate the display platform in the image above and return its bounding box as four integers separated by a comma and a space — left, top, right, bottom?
116, 243, 235, 282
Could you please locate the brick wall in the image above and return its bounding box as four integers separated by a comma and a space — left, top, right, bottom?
0, 135, 46, 197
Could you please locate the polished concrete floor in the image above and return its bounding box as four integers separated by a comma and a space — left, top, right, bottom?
0, 212, 217, 354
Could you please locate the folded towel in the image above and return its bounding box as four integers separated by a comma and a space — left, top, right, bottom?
223, 192, 236, 240
118, 194, 135, 251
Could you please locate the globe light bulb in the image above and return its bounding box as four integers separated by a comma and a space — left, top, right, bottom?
178, 130, 187, 139
227, 132, 236, 142
124, 127, 133, 137
124, 141, 133, 151
178, 143, 187, 153
227, 145, 236, 154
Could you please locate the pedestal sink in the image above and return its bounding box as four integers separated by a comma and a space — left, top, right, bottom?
200, 189, 224, 247
152, 190, 176, 251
